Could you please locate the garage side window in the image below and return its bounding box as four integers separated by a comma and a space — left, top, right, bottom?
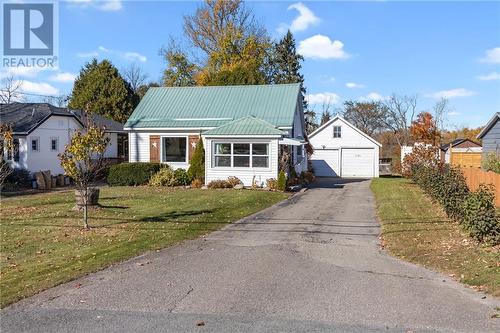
162, 137, 187, 162
333, 126, 341, 138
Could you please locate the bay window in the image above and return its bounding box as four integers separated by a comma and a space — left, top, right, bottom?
162, 137, 187, 163
213, 142, 269, 168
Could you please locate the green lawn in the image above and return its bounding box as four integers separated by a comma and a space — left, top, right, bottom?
0, 187, 288, 308
371, 177, 500, 296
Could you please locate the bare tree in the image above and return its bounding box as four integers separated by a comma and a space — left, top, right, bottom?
342, 100, 387, 136
0, 124, 14, 190
432, 98, 449, 143
0, 76, 23, 103
122, 63, 148, 93
42, 94, 69, 107
319, 97, 333, 125
382, 94, 418, 148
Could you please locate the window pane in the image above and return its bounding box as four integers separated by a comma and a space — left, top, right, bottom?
32, 140, 38, 151
252, 156, 268, 168
51, 139, 57, 151
215, 143, 231, 155
163, 137, 187, 162
252, 144, 268, 155
233, 143, 250, 155
234, 156, 250, 167
215, 156, 231, 167
13, 139, 19, 162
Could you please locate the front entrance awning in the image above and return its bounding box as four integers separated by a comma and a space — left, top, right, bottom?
279, 137, 306, 146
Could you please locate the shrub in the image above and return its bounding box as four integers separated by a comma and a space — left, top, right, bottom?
107, 162, 162, 186
188, 138, 205, 181
300, 171, 315, 184
190, 178, 203, 188
5, 168, 31, 188
207, 179, 232, 189
462, 185, 499, 245
227, 176, 242, 187
482, 153, 500, 174
277, 171, 287, 191
402, 144, 442, 178
174, 168, 192, 186
149, 167, 177, 187
266, 178, 278, 190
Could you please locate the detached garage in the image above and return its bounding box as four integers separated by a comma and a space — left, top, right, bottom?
309, 116, 381, 178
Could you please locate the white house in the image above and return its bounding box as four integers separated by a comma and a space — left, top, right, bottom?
308, 116, 381, 178
124, 84, 308, 186
1, 103, 127, 175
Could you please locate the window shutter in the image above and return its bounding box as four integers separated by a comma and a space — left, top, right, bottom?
149, 135, 160, 162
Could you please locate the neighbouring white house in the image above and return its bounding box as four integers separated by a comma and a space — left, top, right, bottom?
1, 103, 128, 175
124, 83, 308, 186
308, 116, 381, 178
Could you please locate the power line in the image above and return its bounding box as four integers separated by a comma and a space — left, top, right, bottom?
0, 89, 67, 99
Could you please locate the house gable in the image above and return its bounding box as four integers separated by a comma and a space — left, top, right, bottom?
309, 116, 381, 149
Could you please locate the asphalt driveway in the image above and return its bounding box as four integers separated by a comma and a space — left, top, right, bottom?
2, 178, 499, 332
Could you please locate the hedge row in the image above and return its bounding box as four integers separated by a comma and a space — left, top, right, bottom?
107, 163, 162, 186
411, 165, 499, 245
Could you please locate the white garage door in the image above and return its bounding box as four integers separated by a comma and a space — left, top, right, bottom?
311, 149, 340, 177
341, 148, 375, 178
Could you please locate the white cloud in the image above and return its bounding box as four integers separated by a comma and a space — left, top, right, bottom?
283, 2, 320, 33
346, 82, 364, 89
360, 92, 387, 102
298, 35, 349, 60
68, 0, 122, 12
448, 111, 460, 116
477, 72, 500, 81
77, 51, 99, 58
18, 80, 59, 96
429, 88, 476, 99
49, 72, 77, 83
76, 47, 147, 62
0, 66, 44, 79
480, 47, 500, 64
305, 92, 340, 105
124, 52, 147, 63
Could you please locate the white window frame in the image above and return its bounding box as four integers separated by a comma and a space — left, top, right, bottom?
160, 135, 189, 164
50, 137, 59, 152
31, 137, 40, 152
212, 142, 270, 169
333, 126, 342, 138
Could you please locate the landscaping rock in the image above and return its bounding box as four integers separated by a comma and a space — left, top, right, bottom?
201, 185, 208, 190
234, 184, 244, 190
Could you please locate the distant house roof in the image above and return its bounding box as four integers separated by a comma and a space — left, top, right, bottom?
440, 138, 482, 151
202, 116, 284, 137
477, 113, 500, 139
124, 83, 302, 130
0, 103, 125, 135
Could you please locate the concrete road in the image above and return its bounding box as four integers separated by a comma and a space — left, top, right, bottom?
2, 179, 499, 333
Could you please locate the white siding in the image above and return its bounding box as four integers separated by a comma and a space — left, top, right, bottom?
205, 138, 279, 187
128, 129, 202, 169
309, 117, 380, 178
103, 133, 118, 158
25, 116, 83, 175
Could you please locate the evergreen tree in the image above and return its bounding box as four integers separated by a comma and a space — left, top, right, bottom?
272, 30, 317, 133
187, 138, 205, 181
69, 59, 133, 123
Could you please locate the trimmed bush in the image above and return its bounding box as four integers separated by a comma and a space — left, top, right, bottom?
227, 176, 242, 187
277, 171, 287, 191
412, 164, 499, 245
149, 167, 176, 187
190, 178, 203, 188
188, 138, 205, 181
107, 162, 162, 186
174, 168, 192, 186
462, 185, 500, 244
207, 179, 232, 189
5, 168, 31, 188
266, 178, 278, 191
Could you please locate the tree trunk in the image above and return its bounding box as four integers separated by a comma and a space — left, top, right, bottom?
83, 186, 89, 229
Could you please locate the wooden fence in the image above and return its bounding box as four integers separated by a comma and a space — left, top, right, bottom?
461, 167, 500, 206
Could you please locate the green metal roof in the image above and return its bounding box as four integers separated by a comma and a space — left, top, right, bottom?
125, 83, 301, 129
202, 116, 284, 136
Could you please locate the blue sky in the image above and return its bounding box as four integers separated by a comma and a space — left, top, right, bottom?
4, 0, 500, 128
